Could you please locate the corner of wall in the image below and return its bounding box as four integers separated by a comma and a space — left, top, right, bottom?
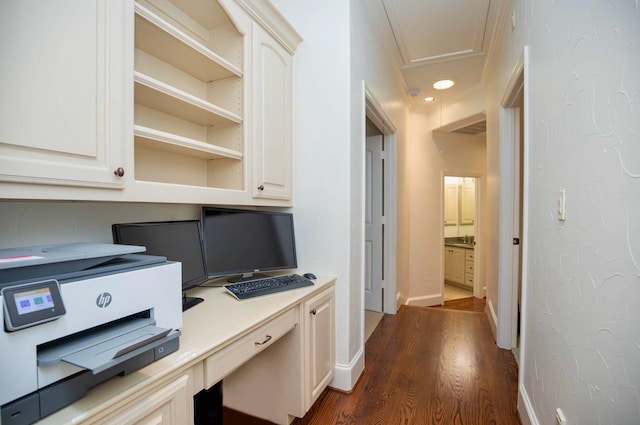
329, 348, 365, 392
485, 298, 498, 340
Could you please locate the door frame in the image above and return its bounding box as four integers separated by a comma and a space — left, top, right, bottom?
441, 173, 484, 299
364, 134, 384, 312
497, 47, 529, 351
365, 85, 397, 314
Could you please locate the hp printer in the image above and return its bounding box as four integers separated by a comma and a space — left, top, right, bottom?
0, 243, 182, 425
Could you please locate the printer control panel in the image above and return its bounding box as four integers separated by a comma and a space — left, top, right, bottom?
2, 279, 66, 331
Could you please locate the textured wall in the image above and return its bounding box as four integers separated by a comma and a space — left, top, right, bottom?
487, 1, 640, 423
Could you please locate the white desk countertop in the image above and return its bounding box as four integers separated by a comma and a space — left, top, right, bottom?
37, 274, 336, 424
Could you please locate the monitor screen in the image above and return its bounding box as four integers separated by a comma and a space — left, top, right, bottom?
112, 220, 208, 306
201, 207, 297, 280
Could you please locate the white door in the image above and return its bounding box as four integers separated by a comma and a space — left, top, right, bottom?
365, 135, 384, 312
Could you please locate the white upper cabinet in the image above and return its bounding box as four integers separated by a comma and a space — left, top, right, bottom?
0, 0, 128, 194
460, 182, 475, 225
0, 0, 301, 206
444, 183, 458, 225
251, 24, 292, 200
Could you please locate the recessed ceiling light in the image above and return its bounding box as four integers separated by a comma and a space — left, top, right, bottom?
433, 79, 455, 90
424, 97, 436, 102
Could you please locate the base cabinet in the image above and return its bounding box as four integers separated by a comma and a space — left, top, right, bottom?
444, 247, 465, 284
303, 287, 336, 410
102, 374, 193, 425
445, 246, 474, 289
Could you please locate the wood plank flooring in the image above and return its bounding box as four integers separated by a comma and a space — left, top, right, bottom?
292, 304, 520, 425
430, 296, 487, 313
225, 299, 520, 424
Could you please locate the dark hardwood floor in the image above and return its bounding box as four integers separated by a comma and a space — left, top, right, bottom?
430, 295, 487, 313
226, 298, 521, 424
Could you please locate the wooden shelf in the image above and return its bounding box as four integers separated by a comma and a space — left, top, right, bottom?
134, 72, 242, 127
134, 125, 242, 160
135, 3, 241, 83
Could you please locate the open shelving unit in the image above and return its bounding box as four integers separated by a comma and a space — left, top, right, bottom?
133, 0, 245, 190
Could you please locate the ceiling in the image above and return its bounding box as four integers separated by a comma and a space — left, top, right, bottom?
381, 0, 504, 114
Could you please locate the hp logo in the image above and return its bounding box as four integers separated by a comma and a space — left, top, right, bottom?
96, 292, 112, 308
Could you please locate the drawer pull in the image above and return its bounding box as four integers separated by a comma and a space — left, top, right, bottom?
255, 335, 272, 346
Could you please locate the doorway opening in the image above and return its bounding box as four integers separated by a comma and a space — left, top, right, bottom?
443, 175, 477, 301
363, 85, 397, 342
496, 48, 528, 354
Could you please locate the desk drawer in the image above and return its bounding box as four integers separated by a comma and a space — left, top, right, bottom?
204, 309, 297, 388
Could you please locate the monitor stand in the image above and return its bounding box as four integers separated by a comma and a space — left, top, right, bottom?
227, 272, 269, 284
182, 294, 204, 312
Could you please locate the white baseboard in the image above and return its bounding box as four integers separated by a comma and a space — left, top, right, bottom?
405, 293, 443, 307
486, 298, 498, 340
329, 347, 364, 392
518, 384, 538, 425
396, 292, 406, 308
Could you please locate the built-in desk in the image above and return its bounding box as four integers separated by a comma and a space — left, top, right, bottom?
36, 275, 336, 425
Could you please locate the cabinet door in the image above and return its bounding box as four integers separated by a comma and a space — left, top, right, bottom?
444, 184, 458, 225
251, 24, 293, 201
0, 0, 127, 192
102, 374, 193, 425
444, 247, 465, 284
304, 287, 335, 410
460, 183, 475, 225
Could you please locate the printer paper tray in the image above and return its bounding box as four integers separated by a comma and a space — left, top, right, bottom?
38, 318, 175, 374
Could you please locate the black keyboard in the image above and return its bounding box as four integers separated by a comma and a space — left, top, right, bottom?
224, 274, 314, 300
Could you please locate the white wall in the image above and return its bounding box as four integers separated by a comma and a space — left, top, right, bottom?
486, 1, 640, 423
272, 0, 411, 391
0, 202, 199, 248
269, 0, 355, 390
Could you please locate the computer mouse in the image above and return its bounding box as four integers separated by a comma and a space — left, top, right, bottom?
303, 272, 317, 280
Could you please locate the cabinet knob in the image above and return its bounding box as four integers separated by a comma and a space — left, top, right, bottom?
113, 167, 125, 177
310, 309, 317, 315
257, 185, 264, 191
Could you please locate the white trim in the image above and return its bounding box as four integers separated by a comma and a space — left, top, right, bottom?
518, 383, 539, 425
432, 111, 485, 134
365, 86, 397, 134
486, 298, 498, 337
496, 104, 517, 348
383, 134, 398, 314
496, 50, 526, 349
518, 45, 532, 423
441, 172, 485, 301
365, 84, 398, 315
329, 347, 364, 392
405, 293, 442, 307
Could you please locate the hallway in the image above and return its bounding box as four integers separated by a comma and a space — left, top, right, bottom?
293, 305, 520, 424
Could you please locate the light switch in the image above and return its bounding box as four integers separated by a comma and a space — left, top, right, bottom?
557, 190, 566, 221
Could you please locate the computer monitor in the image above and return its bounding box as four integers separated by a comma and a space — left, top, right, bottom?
201, 207, 297, 282
112, 220, 207, 311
